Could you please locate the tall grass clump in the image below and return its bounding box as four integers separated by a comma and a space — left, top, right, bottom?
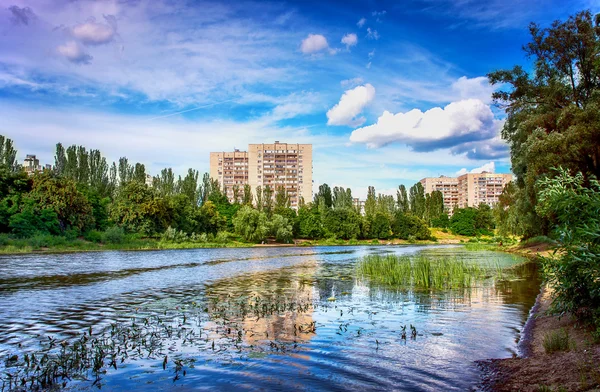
542, 328, 572, 353
357, 254, 487, 290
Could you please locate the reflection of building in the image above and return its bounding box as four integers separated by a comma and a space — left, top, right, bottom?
204, 255, 318, 346
420, 172, 513, 212
210, 141, 313, 209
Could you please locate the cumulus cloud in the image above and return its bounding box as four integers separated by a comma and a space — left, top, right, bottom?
300, 34, 329, 54
357, 17, 366, 28
366, 28, 379, 40
341, 33, 357, 49
349, 99, 498, 150
8, 5, 36, 25
57, 41, 93, 64
456, 162, 495, 176
71, 16, 117, 46
451, 76, 495, 103
327, 83, 375, 127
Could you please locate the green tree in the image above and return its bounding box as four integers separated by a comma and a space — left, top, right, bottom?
0, 136, 19, 171
314, 184, 333, 209
370, 212, 392, 239
364, 186, 377, 219
322, 207, 361, 239
392, 211, 431, 240
242, 184, 253, 206
488, 10, 600, 237
109, 181, 170, 235
274, 186, 290, 210
154, 168, 176, 197
232, 205, 269, 242
270, 214, 293, 243
296, 203, 324, 239
409, 182, 425, 219
396, 185, 409, 213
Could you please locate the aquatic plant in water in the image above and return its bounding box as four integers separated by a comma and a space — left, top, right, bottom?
356, 254, 496, 290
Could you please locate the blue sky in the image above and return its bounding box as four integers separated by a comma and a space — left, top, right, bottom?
0, 0, 595, 198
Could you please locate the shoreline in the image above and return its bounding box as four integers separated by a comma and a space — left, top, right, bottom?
479, 245, 600, 391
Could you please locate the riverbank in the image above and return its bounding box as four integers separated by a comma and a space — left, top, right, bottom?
481, 244, 600, 392
0, 228, 474, 255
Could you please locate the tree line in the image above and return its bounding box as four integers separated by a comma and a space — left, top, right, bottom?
0, 138, 495, 245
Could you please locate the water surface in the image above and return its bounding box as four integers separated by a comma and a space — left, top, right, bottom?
0, 245, 540, 391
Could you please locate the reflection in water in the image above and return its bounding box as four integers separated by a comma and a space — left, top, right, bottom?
0, 246, 541, 391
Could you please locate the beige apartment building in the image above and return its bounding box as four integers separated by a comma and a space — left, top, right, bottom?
420, 172, 512, 212
210, 141, 312, 209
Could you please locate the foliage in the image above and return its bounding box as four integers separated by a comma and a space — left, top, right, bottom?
296, 204, 324, 239
322, 207, 361, 240
450, 205, 495, 237
270, 214, 293, 243
537, 168, 600, 327
542, 328, 572, 353
232, 206, 270, 242
370, 212, 392, 239
392, 211, 431, 240
488, 10, 600, 238
109, 181, 170, 235
102, 226, 125, 244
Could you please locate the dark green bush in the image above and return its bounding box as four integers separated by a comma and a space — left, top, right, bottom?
103, 226, 125, 244
84, 230, 103, 243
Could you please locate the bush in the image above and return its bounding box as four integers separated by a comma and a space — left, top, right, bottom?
64, 228, 80, 241
537, 169, 600, 327
215, 231, 233, 244
161, 226, 188, 243
0, 233, 9, 246
103, 226, 125, 244
392, 212, 431, 240
84, 230, 103, 243
542, 328, 572, 353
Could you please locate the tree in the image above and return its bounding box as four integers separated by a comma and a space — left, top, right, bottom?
370, 212, 392, 239
24, 172, 94, 232
242, 184, 253, 206
154, 168, 176, 197
488, 10, 600, 237
197, 200, 226, 235
493, 182, 521, 236
322, 207, 361, 239
0, 136, 18, 171
425, 190, 446, 227
296, 203, 324, 239
255, 185, 263, 212
449, 208, 478, 236
274, 186, 290, 210
314, 184, 333, 209
270, 214, 293, 243
396, 185, 409, 213
364, 186, 377, 218
409, 182, 425, 219
392, 211, 431, 240
232, 205, 269, 242
332, 186, 353, 209
263, 185, 274, 216
109, 181, 170, 235
178, 168, 199, 206
232, 184, 241, 205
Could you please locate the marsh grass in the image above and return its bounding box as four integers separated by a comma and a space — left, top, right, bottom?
356, 254, 496, 290
542, 328, 572, 353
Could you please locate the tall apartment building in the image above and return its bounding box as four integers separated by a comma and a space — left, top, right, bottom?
420, 172, 512, 212
210, 141, 312, 209
419, 175, 459, 212
23, 154, 42, 176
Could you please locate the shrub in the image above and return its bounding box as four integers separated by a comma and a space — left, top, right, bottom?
215, 231, 233, 244
161, 226, 188, 243
542, 328, 572, 353
0, 233, 9, 246
392, 212, 431, 240
84, 230, 103, 243
103, 226, 125, 244
64, 228, 79, 241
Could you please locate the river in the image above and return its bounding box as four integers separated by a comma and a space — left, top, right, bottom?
0, 245, 540, 391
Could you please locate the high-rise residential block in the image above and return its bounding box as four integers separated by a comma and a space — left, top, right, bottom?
210, 142, 312, 208
420, 172, 512, 212
23, 154, 42, 176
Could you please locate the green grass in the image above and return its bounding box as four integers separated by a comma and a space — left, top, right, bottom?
520, 235, 557, 248
542, 328, 572, 353
356, 254, 491, 290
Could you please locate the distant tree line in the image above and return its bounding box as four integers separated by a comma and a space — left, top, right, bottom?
0, 136, 496, 245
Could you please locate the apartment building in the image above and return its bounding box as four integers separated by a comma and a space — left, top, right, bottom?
420, 172, 512, 212
210, 142, 312, 209
456, 172, 512, 209
419, 175, 459, 212
23, 154, 42, 175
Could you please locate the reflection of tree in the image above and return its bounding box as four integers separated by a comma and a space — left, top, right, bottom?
203, 259, 318, 345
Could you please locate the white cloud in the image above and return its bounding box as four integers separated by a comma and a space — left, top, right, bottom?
371, 10, 387, 17
327, 84, 376, 127
368, 49, 375, 59
349, 99, 497, 149
366, 28, 379, 40
341, 33, 357, 49
56, 41, 93, 64
357, 17, 366, 28
300, 34, 329, 54
71, 16, 117, 46
366, 61, 371, 69
456, 162, 495, 176
451, 76, 495, 103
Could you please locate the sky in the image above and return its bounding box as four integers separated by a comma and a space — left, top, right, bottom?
0, 0, 595, 198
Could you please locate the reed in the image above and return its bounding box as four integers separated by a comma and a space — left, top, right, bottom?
356, 254, 490, 290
